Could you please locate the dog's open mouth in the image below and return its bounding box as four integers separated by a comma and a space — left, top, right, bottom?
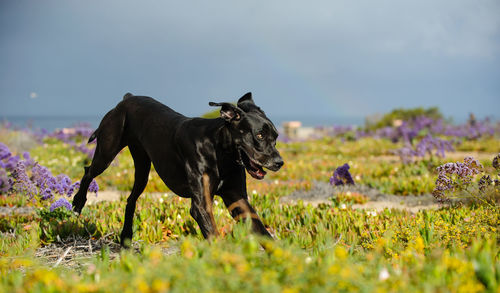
239, 149, 267, 180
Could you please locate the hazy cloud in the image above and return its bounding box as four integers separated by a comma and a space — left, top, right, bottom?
0, 0, 499, 121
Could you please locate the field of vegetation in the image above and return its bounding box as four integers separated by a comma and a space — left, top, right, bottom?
0, 109, 499, 292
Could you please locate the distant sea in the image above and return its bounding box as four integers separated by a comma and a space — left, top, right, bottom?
1, 115, 102, 132
1, 115, 367, 132
2, 113, 490, 132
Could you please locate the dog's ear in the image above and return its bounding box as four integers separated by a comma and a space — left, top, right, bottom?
237, 92, 254, 105
237, 92, 265, 114
209, 102, 243, 122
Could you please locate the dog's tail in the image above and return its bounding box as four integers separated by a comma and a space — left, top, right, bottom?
88, 94, 130, 144
88, 131, 97, 143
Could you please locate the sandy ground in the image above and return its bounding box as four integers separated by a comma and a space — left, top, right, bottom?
0, 183, 441, 268
86, 190, 130, 203
280, 181, 440, 213
91, 183, 440, 214
86, 190, 177, 203
0, 184, 439, 217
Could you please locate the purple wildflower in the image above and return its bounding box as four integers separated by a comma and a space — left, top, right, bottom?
478, 175, 492, 192
398, 121, 418, 144
32, 128, 49, 143
31, 163, 54, 191
89, 179, 99, 196
395, 134, 454, 164
433, 156, 483, 203
394, 145, 415, 164
0, 169, 11, 194
66, 181, 80, 197
55, 174, 72, 194
12, 161, 37, 199
492, 153, 500, 171
330, 163, 355, 186
41, 188, 53, 200
375, 126, 398, 142
3, 155, 20, 171
22, 152, 35, 166
50, 197, 72, 212
0, 143, 22, 171
5, 150, 83, 201
48, 124, 96, 158
0, 143, 11, 160
414, 134, 454, 158
442, 118, 496, 139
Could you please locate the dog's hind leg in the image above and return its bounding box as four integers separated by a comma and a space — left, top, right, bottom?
120, 143, 151, 247
189, 173, 219, 239
72, 108, 126, 214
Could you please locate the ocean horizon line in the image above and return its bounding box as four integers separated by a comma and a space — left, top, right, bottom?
1, 113, 494, 132
1, 114, 367, 131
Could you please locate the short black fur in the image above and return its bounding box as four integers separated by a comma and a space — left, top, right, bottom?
72, 92, 284, 246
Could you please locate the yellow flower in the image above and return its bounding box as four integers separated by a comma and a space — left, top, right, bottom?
151, 279, 170, 292
180, 239, 195, 259
414, 237, 425, 254
282, 287, 299, 293
273, 247, 285, 259
328, 264, 340, 275
334, 246, 347, 260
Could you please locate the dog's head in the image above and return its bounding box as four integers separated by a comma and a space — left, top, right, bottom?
209, 92, 284, 180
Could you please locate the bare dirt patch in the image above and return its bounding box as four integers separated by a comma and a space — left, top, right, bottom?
280, 181, 439, 212
34, 235, 179, 270
374, 151, 497, 163
5, 184, 440, 268
86, 191, 174, 204
35, 235, 121, 270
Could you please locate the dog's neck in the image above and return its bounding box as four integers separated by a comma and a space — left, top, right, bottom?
215, 122, 242, 163
217, 123, 236, 151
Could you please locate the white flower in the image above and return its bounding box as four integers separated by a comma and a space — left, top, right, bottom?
274, 180, 279, 185
158, 197, 164, 203
366, 210, 377, 217
379, 268, 390, 281
340, 203, 347, 210
305, 256, 312, 264
252, 190, 257, 195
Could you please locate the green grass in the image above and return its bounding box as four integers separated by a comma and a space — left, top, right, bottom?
1, 195, 498, 292
1, 134, 499, 292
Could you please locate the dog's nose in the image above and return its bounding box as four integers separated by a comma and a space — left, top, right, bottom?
273, 159, 284, 170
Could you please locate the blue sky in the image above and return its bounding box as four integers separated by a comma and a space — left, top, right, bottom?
1, 0, 499, 124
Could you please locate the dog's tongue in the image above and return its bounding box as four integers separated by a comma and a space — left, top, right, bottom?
249, 160, 267, 179
250, 169, 266, 179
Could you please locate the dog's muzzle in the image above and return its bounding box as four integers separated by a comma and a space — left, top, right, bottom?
237, 148, 284, 179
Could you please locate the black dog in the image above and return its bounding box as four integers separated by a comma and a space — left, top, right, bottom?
72, 92, 284, 246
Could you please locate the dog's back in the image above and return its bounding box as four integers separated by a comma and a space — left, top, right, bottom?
89, 93, 186, 143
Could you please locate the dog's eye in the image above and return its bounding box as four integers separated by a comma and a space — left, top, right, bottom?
256, 133, 264, 140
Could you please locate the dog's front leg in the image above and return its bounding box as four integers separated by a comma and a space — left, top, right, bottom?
223, 197, 273, 238
189, 173, 219, 239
